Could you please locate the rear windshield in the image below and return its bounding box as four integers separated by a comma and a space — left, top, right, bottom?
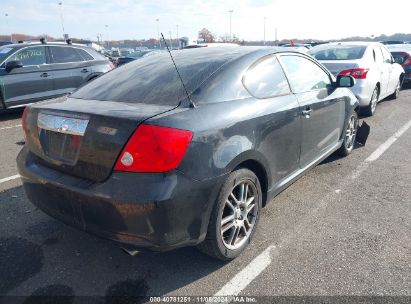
71, 48, 238, 106
309, 45, 366, 60
391, 52, 409, 64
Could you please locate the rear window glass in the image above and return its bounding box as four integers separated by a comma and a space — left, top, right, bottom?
71, 48, 243, 106
76, 48, 94, 61
50, 46, 83, 63
391, 52, 409, 64
310, 45, 366, 60
243, 55, 290, 98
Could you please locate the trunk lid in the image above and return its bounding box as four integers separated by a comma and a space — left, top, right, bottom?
319, 60, 360, 77
25, 96, 178, 182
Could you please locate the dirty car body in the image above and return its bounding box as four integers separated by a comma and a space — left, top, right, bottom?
17, 47, 359, 254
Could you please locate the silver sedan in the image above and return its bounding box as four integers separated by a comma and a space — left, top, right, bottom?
309, 42, 405, 116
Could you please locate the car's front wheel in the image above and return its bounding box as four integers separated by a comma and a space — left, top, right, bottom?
198, 168, 262, 260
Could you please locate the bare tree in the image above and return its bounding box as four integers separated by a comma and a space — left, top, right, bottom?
198, 28, 215, 43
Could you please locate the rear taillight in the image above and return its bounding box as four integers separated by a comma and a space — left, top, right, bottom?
22, 106, 28, 140
114, 124, 193, 173
338, 68, 369, 79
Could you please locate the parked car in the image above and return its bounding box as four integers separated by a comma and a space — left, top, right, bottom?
18, 47, 359, 260
387, 44, 411, 83
0, 41, 114, 110
116, 50, 154, 67
309, 42, 405, 116
0, 40, 13, 47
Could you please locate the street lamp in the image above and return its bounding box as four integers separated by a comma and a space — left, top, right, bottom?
228, 10, 234, 42
58, 1, 66, 39
105, 24, 109, 48
5, 13, 12, 42
156, 18, 161, 48
263, 16, 266, 45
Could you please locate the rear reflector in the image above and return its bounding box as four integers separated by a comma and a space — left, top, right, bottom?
338, 68, 369, 79
114, 124, 193, 173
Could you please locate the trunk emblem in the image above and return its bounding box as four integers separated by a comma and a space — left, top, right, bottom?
37, 112, 89, 136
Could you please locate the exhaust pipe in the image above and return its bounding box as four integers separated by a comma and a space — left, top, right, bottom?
121, 247, 140, 257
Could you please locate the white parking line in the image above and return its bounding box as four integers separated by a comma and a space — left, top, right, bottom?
213, 118, 411, 299
351, 119, 411, 180
213, 246, 276, 298
0, 174, 20, 184
0, 124, 22, 131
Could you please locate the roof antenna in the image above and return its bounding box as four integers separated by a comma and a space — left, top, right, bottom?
161, 33, 196, 108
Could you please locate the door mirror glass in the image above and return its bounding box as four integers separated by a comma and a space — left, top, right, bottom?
336, 75, 355, 88
5, 60, 23, 72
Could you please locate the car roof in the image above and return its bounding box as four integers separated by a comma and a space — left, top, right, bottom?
5, 41, 91, 49
386, 44, 411, 52
321, 41, 383, 47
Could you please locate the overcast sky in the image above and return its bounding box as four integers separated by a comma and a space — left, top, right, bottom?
1, 0, 409, 41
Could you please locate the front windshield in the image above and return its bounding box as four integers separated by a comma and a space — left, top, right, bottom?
0, 46, 16, 65
309, 45, 366, 60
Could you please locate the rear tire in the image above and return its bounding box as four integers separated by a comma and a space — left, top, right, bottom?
197, 168, 262, 261
389, 79, 401, 100
337, 111, 358, 157
361, 86, 379, 117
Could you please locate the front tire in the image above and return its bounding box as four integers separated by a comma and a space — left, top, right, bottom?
337, 111, 358, 156
197, 169, 262, 261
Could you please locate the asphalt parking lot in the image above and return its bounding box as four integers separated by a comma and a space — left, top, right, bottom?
0, 86, 410, 303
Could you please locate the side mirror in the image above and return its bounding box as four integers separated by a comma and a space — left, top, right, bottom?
336, 75, 355, 88
5, 60, 23, 72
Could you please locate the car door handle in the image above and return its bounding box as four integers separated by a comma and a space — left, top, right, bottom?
40, 72, 49, 77
302, 108, 313, 117
81, 68, 89, 73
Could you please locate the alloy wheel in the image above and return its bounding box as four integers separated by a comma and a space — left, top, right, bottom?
345, 114, 358, 151
220, 180, 258, 250
370, 87, 378, 114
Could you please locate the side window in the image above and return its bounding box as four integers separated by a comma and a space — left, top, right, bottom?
242, 55, 291, 99
6, 46, 46, 66
76, 49, 94, 61
49, 46, 83, 63
280, 55, 331, 93
374, 48, 384, 63
380, 47, 392, 63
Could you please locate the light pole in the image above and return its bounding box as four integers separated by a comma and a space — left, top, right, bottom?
228, 10, 234, 42
263, 16, 266, 45
176, 24, 179, 48
105, 24, 109, 48
156, 18, 161, 48
5, 13, 12, 42
58, 1, 66, 39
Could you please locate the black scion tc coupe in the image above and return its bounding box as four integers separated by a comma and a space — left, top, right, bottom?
17, 47, 359, 260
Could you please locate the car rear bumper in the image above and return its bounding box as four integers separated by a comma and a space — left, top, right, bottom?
350, 80, 374, 107
17, 147, 225, 251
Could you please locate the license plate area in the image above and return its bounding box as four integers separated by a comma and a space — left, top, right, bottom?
37, 112, 89, 165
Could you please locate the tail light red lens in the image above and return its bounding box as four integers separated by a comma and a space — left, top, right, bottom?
114, 124, 193, 173
338, 68, 369, 79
